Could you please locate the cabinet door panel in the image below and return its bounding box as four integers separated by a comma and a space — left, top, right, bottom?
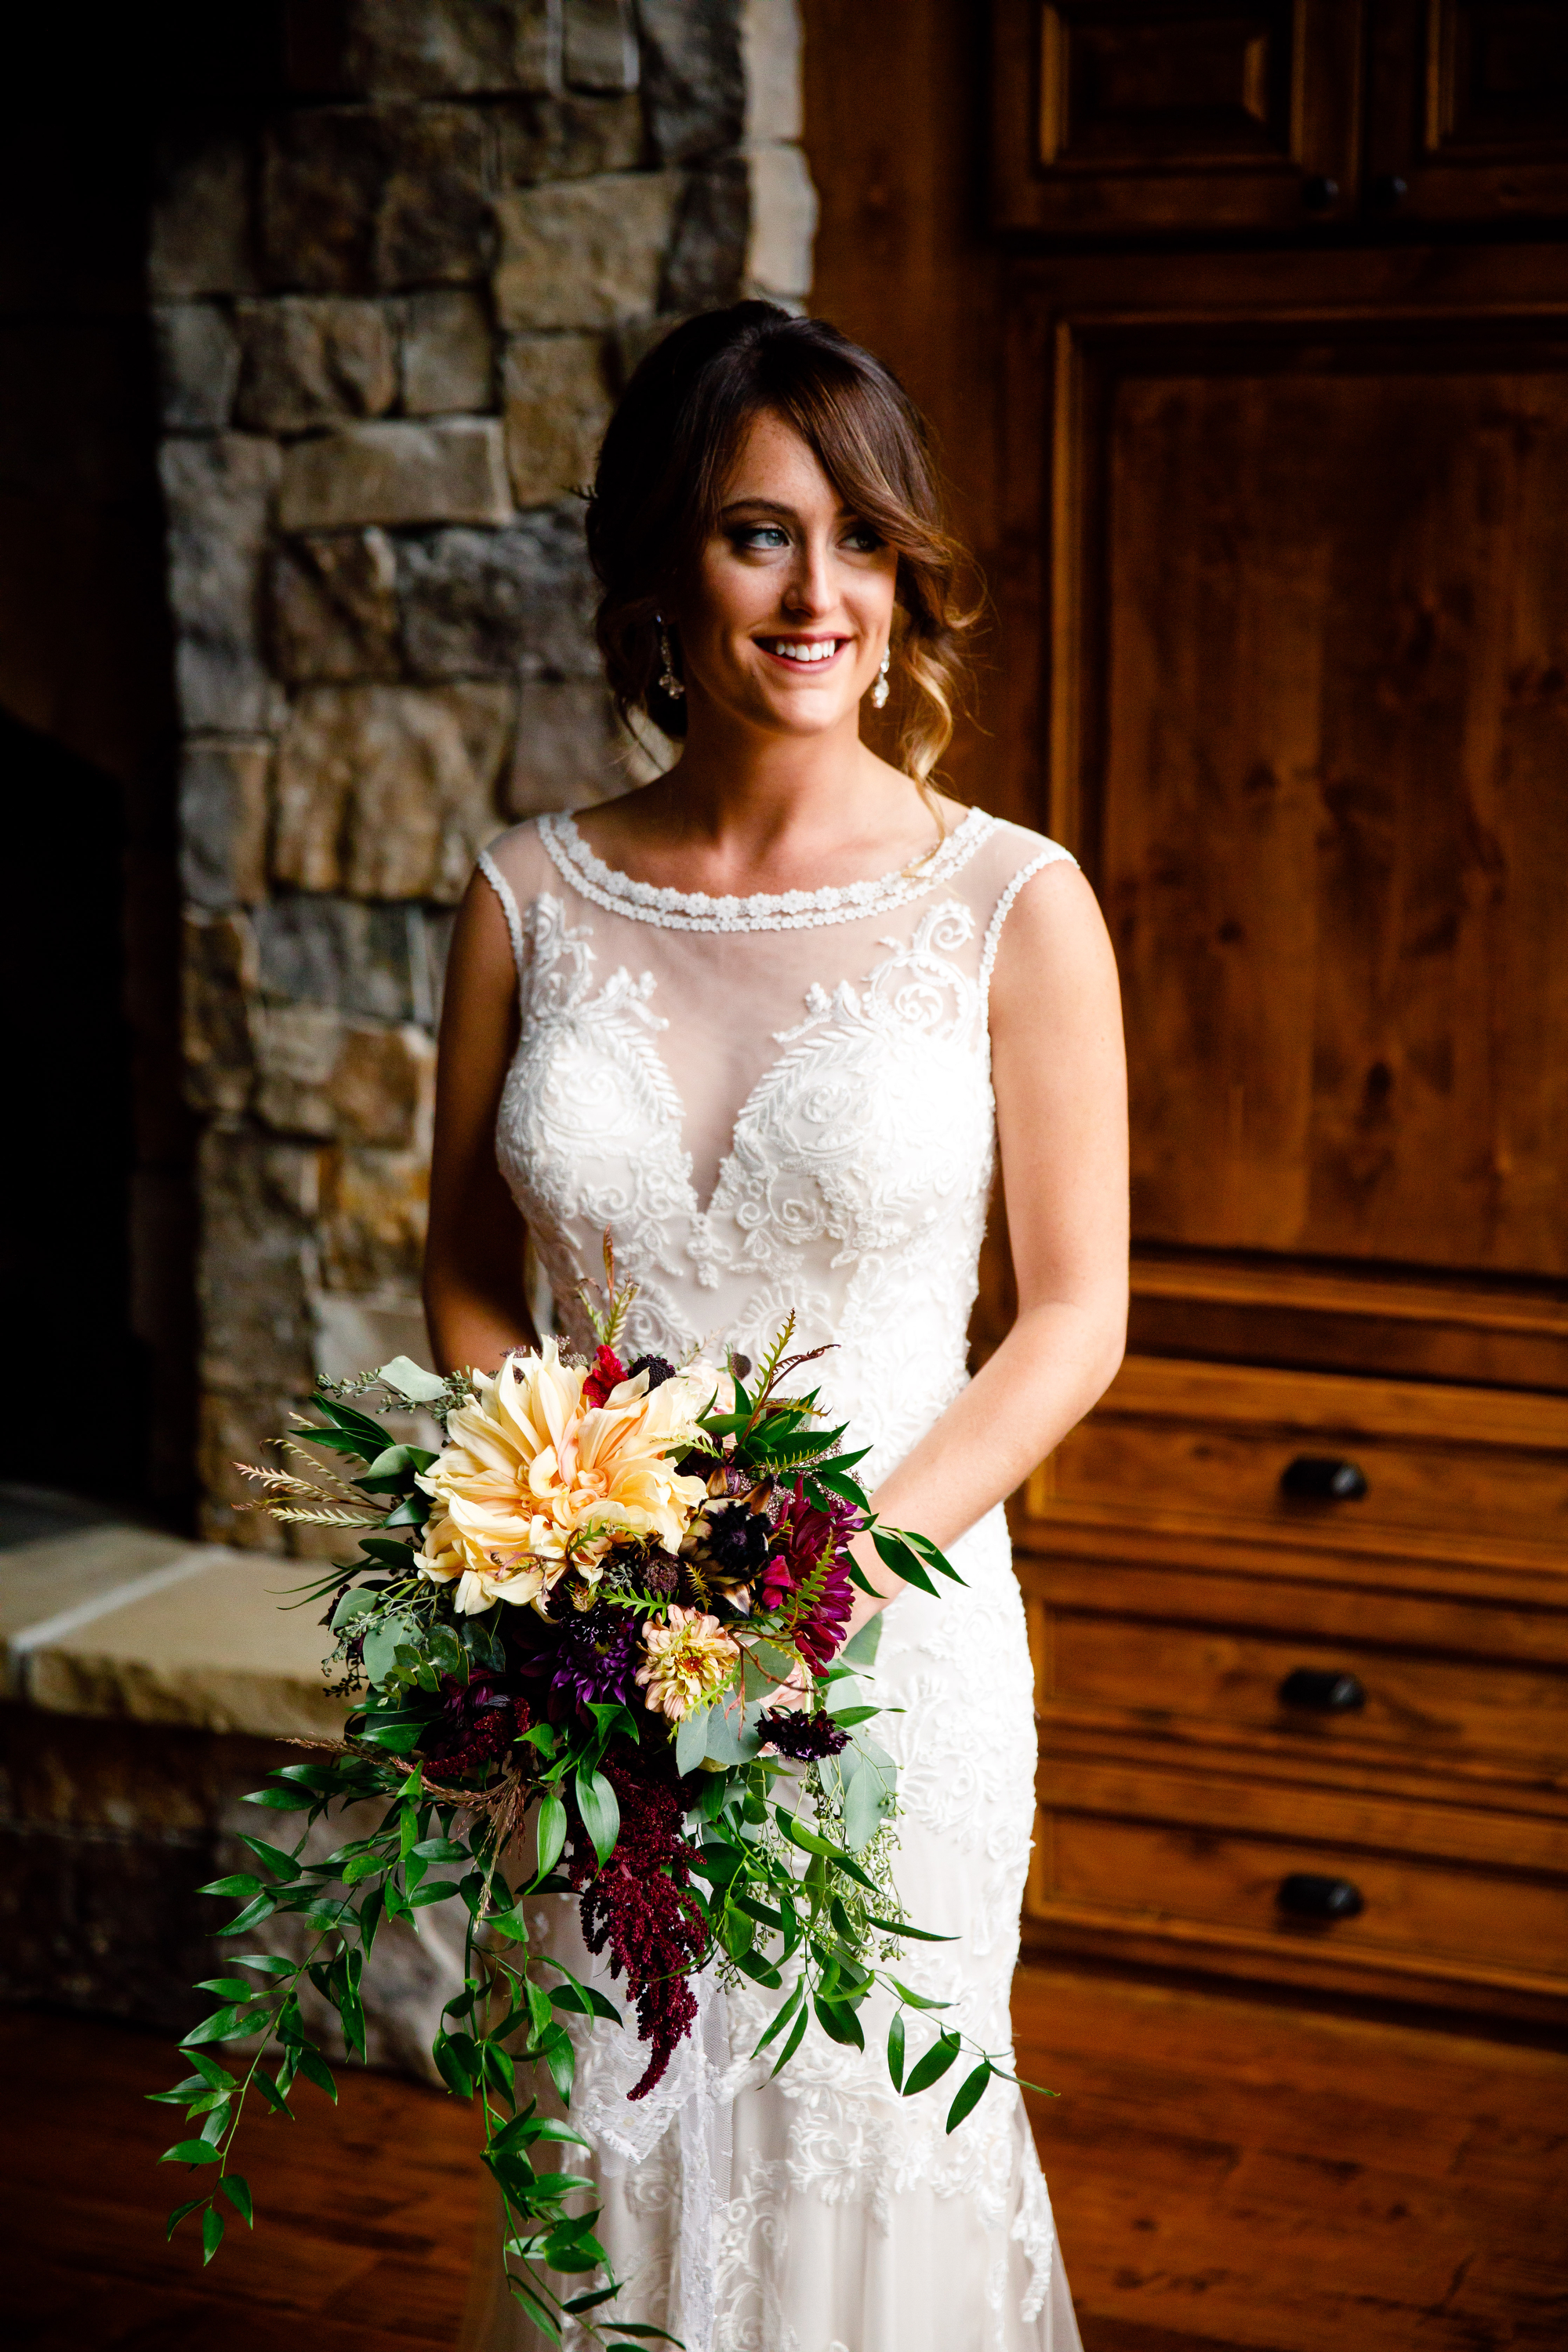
993, 0, 1363, 233
1054, 312, 1568, 1276
1369, 0, 1568, 224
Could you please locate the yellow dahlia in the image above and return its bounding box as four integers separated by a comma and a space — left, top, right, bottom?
635, 1606, 741, 1722
414, 1338, 710, 1615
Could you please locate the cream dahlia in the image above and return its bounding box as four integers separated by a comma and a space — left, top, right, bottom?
634, 1606, 741, 1721
414, 1338, 710, 1615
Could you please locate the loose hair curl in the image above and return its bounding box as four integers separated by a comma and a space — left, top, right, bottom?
586, 302, 977, 803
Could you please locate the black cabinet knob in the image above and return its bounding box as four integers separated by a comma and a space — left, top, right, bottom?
1279, 1667, 1366, 1712
1301, 175, 1339, 212
1280, 1454, 1368, 1501
1371, 173, 1409, 209
1278, 1871, 1364, 1922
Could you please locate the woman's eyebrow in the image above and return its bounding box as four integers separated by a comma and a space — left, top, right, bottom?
720, 497, 860, 521
720, 497, 799, 518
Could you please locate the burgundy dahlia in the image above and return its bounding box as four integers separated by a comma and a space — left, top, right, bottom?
757, 1708, 849, 1759
530, 1603, 645, 1710
760, 1480, 862, 1671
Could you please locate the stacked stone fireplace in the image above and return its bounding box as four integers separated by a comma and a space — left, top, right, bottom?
158, 0, 815, 1544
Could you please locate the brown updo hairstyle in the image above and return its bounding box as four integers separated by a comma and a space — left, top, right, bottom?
586, 301, 976, 810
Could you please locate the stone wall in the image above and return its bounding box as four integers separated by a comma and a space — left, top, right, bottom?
153, 1, 815, 1541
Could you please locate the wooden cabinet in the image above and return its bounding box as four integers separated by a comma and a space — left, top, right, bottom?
993, 0, 1568, 233
802, 0, 1568, 2024
999, 235, 1568, 2020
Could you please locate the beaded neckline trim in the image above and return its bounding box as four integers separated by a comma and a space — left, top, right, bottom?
536, 805, 996, 934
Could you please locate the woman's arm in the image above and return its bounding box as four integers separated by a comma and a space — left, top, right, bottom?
847, 859, 1129, 1625
423, 866, 537, 1376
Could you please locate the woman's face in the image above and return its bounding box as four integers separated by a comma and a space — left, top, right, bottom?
673, 408, 899, 740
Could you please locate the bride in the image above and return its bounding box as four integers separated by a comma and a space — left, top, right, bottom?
423, 302, 1127, 2352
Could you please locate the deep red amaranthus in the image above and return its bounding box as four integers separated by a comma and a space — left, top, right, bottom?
572, 1759, 706, 2099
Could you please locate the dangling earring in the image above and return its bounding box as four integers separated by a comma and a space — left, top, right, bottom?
656, 615, 684, 701
870, 646, 891, 710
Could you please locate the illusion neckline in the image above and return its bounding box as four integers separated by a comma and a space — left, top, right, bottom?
537, 805, 995, 935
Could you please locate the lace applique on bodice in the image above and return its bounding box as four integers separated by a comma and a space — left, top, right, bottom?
482, 808, 1073, 1490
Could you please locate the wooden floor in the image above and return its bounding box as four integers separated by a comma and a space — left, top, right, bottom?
3, 1967, 1564, 2351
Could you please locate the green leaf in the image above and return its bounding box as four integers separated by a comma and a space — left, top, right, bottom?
481, 2040, 517, 2104
376, 1353, 448, 1403
234, 1953, 295, 1977
433, 2030, 481, 2099
201, 2204, 225, 2264
218, 2173, 254, 2226
871, 1530, 938, 1596
165, 2197, 206, 2240
674, 1703, 713, 1775
770, 2002, 811, 2076
195, 1873, 263, 1903
194, 1977, 258, 2002
330, 1585, 378, 1632
534, 1793, 568, 1879
826, 1704, 879, 1726
749, 1978, 805, 2060
574, 1767, 620, 1869
887, 2011, 906, 2092
161, 2140, 223, 2166
219, 1893, 279, 1936
946, 2061, 993, 2133
540, 2024, 575, 2107
887, 1976, 952, 2011
183, 2050, 241, 2091
838, 1613, 883, 1668
564, 2284, 622, 2315
241, 1783, 317, 1809
295, 2046, 337, 2102
252, 2071, 294, 2120
409, 1877, 462, 1907
867, 1915, 956, 1943
812, 1994, 866, 2050
842, 1760, 895, 1853
549, 1980, 622, 2025
506, 2278, 563, 2340
180, 2006, 262, 2048
902, 2029, 962, 2097
382, 1492, 430, 1528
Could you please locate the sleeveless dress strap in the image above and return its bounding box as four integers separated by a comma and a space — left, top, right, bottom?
979, 843, 1078, 1007
477, 847, 528, 990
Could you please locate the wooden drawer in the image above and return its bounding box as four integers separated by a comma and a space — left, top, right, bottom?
1041, 1609, 1568, 1778
1027, 1356, 1568, 1553
1028, 1755, 1568, 2015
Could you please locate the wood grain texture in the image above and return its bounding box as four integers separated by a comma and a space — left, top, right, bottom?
6, 1987, 1563, 2352
990, 0, 1365, 235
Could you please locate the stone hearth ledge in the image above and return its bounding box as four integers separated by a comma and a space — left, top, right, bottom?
2, 1525, 348, 1740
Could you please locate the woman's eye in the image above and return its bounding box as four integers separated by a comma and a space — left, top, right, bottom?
731, 524, 790, 551
842, 524, 883, 554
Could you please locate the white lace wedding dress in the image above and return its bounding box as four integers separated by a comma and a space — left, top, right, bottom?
459, 805, 1084, 2352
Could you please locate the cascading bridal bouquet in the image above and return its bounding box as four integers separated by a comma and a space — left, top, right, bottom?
153, 1251, 1025, 2347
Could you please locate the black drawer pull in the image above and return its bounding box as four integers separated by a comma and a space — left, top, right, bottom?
1280, 1454, 1367, 1501
1279, 1667, 1366, 1712
1278, 1871, 1364, 1922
